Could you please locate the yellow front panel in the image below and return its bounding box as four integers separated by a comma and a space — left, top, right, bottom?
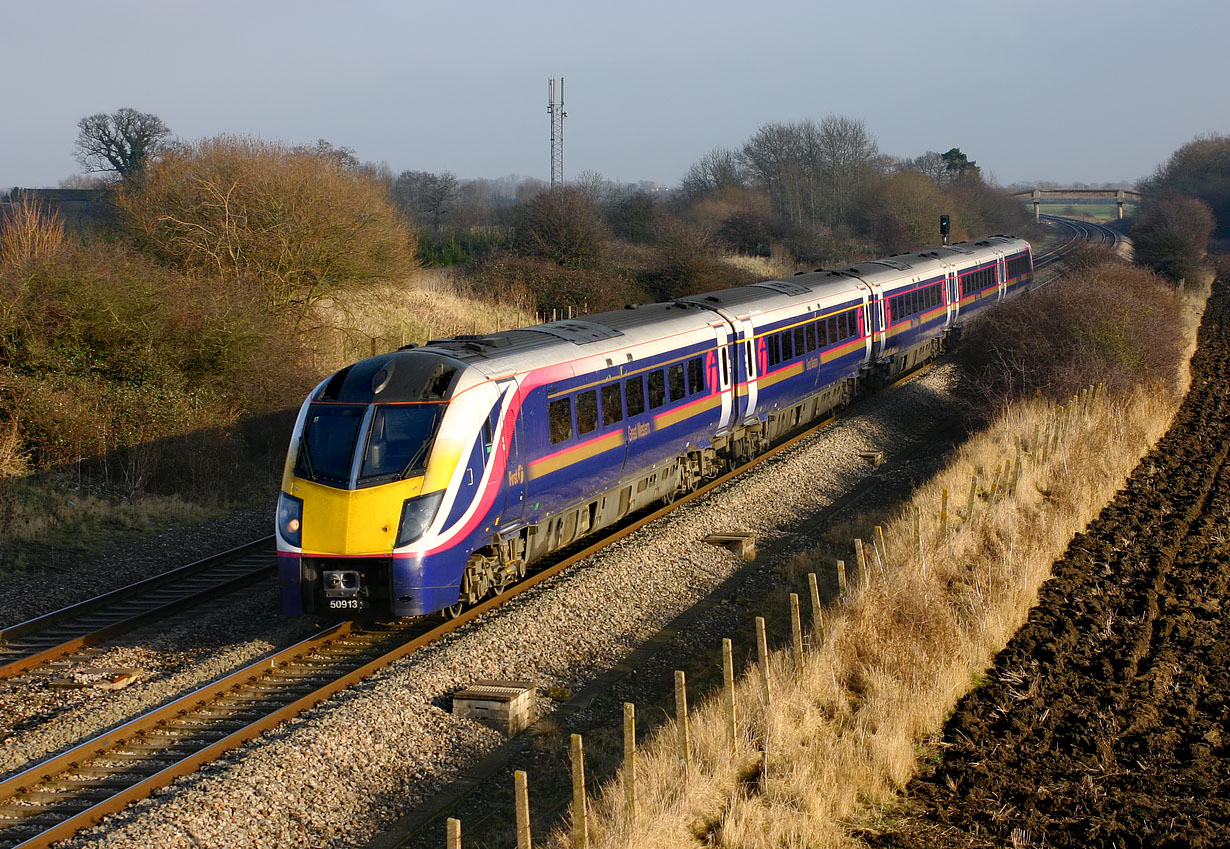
294, 475, 424, 555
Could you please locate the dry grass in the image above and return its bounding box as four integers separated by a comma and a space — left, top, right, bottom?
0, 195, 66, 268
305, 270, 539, 374
719, 252, 795, 281
558, 296, 1203, 848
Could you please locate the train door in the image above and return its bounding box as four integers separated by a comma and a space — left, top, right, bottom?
739, 317, 759, 424
996, 253, 1008, 300
711, 322, 736, 434
945, 265, 959, 326
867, 283, 887, 361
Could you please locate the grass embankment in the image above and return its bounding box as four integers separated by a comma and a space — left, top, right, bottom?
553, 258, 1206, 848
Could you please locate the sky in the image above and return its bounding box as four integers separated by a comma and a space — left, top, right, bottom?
3, 0, 1228, 190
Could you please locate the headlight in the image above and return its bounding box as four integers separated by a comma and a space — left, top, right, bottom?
277, 492, 303, 548
396, 491, 444, 547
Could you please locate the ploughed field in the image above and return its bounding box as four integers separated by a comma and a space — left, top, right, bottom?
869, 280, 1230, 847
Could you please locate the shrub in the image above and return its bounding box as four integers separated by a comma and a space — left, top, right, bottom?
465, 251, 645, 315
1140, 134, 1230, 237
953, 260, 1189, 411
513, 187, 607, 268
1131, 193, 1214, 283
113, 135, 417, 323
639, 220, 758, 300
0, 237, 304, 490
715, 210, 774, 257
603, 191, 660, 244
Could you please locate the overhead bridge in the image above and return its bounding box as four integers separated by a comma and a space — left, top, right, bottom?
1011, 188, 1142, 222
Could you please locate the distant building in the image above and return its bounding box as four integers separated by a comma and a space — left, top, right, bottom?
1, 187, 114, 230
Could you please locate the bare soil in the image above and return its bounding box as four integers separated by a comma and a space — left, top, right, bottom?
864, 279, 1230, 847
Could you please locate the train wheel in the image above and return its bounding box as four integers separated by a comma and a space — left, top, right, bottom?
442, 601, 463, 620
491, 567, 512, 597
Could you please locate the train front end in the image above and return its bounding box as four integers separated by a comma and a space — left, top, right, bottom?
276, 349, 508, 618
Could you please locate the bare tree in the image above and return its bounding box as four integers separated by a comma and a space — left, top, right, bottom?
738, 116, 879, 232
814, 115, 880, 229
74, 108, 171, 181
571, 170, 617, 205
295, 139, 360, 170
392, 170, 460, 235
681, 147, 745, 199
903, 151, 949, 186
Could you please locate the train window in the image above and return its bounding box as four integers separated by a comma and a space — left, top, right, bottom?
792, 326, 805, 356
827, 316, 838, 345
576, 390, 598, 435
602, 383, 623, 426
687, 357, 704, 395
805, 322, 817, 352
767, 335, 780, 368
668, 363, 685, 402
625, 375, 645, 417
548, 397, 573, 445
781, 330, 794, 361
720, 347, 730, 385
648, 370, 666, 409
482, 417, 494, 458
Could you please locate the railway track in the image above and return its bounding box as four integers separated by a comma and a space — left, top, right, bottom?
1035, 214, 1122, 269
0, 224, 1110, 849
0, 540, 275, 681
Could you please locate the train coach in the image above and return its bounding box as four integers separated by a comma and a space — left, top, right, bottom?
277, 235, 1033, 619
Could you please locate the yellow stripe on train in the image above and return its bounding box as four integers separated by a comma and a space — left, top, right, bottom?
529, 430, 625, 481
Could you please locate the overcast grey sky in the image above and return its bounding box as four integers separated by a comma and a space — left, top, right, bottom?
4, 0, 1227, 190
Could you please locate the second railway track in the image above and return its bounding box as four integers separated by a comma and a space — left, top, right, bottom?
0, 539, 276, 681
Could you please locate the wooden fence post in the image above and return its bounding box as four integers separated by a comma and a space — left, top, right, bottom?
875, 525, 888, 569
965, 475, 978, 522
571, 734, 589, 849
913, 507, 923, 560
515, 770, 531, 849
623, 703, 637, 822
755, 616, 771, 705
836, 559, 847, 599
722, 638, 736, 750
807, 573, 822, 639
447, 818, 461, 849
940, 487, 949, 537
790, 593, 803, 669
675, 670, 690, 775
854, 538, 868, 583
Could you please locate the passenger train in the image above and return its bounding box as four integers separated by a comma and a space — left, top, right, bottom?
277, 236, 1034, 618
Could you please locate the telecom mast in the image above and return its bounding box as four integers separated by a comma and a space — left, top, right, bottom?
548, 77, 566, 187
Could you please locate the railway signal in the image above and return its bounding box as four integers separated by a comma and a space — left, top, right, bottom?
940, 214, 951, 245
